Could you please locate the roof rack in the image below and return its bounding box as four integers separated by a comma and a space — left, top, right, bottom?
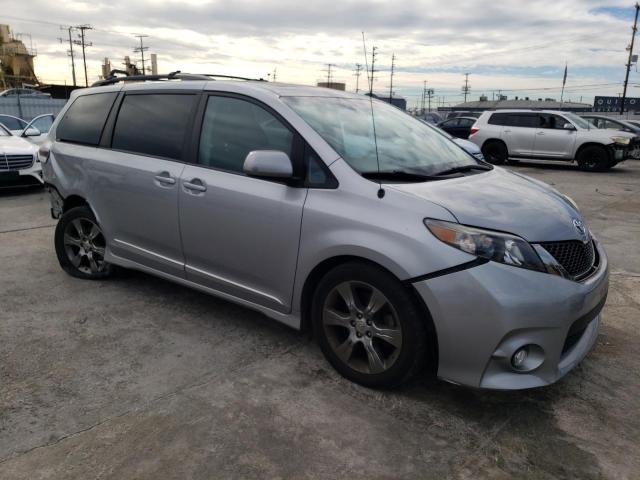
91, 70, 266, 87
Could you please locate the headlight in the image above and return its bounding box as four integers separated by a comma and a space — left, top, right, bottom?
424, 219, 545, 272
611, 136, 631, 146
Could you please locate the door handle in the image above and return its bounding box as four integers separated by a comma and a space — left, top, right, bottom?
183, 179, 207, 192
154, 172, 176, 185
503, 129, 511, 133
537, 132, 545, 135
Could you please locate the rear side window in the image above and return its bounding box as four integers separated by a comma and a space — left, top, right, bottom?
198, 96, 293, 173
112, 94, 196, 160
57, 92, 117, 145
488, 113, 508, 126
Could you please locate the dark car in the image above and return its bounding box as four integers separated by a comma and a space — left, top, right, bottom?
437, 116, 477, 139
582, 115, 640, 159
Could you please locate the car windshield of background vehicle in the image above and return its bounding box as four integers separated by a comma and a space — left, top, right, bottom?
563, 113, 591, 129
283, 96, 478, 176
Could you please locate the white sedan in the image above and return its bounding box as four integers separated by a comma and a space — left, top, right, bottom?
0, 123, 41, 184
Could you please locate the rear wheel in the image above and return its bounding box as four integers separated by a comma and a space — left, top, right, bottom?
482, 141, 508, 165
577, 145, 611, 172
55, 206, 113, 280
312, 262, 430, 389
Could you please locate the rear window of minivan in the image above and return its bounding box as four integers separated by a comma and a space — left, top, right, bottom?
57, 92, 118, 146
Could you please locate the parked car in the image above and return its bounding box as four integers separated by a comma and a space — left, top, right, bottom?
420, 119, 484, 160
0, 123, 41, 184
469, 110, 634, 171
581, 114, 640, 159
419, 112, 443, 124
0, 113, 54, 144
0, 88, 51, 98
0, 114, 28, 134
437, 116, 477, 139
42, 77, 609, 390
446, 111, 482, 120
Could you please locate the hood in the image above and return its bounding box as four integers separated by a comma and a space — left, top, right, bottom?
0, 135, 38, 156
577, 127, 635, 141
389, 167, 585, 242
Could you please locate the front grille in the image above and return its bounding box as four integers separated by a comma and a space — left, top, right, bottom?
1, 154, 34, 171
539, 240, 596, 280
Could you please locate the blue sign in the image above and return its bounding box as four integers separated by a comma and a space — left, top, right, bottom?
594, 96, 640, 112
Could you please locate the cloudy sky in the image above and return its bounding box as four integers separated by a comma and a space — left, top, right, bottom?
3, 0, 639, 106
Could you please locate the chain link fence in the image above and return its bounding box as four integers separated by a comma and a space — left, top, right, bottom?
0, 97, 68, 121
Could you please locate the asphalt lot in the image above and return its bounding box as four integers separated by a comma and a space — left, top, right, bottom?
1, 161, 639, 479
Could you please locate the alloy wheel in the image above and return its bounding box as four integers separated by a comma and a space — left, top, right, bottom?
322, 281, 403, 374
63, 218, 107, 275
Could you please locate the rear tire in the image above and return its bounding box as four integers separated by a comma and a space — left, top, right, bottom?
55, 206, 113, 280
577, 145, 611, 172
482, 141, 508, 165
312, 262, 430, 389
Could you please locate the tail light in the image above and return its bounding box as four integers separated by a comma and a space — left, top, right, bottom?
469, 128, 479, 136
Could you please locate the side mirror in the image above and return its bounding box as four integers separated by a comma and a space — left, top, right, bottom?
243, 150, 293, 179
23, 127, 41, 137
563, 123, 576, 131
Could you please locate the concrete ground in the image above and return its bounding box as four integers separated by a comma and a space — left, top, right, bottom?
0, 161, 639, 479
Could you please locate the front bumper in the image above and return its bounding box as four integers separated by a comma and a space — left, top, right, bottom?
413, 239, 609, 390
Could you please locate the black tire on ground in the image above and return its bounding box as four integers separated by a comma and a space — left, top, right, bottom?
577, 145, 611, 172
312, 261, 431, 389
482, 141, 509, 165
54, 206, 113, 280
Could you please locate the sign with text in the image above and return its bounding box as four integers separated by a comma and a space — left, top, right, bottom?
594, 96, 640, 112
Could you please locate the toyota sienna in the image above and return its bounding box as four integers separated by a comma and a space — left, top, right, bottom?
40, 73, 609, 390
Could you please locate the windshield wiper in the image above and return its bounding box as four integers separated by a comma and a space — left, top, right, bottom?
361, 170, 443, 182
431, 164, 493, 177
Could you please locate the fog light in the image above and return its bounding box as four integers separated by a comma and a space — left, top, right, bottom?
511, 347, 528, 369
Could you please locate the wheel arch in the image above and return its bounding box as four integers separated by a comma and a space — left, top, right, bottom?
575, 142, 612, 161
62, 194, 89, 213
481, 138, 508, 151
299, 254, 439, 375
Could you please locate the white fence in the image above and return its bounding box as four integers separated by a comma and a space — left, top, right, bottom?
0, 97, 68, 121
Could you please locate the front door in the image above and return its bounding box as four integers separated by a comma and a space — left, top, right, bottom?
179, 95, 307, 313
533, 114, 577, 159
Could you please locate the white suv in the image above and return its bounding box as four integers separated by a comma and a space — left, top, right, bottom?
469, 110, 633, 171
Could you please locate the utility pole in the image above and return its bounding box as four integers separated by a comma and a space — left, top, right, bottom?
353, 63, 363, 93
389, 52, 396, 101
134, 34, 149, 75
369, 46, 378, 95
621, 2, 640, 115
58, 26, 76, 86
272, 67, 277, 82
322, 63, 335, 88
75, 25, 92, 86
426, 87, 434, 112
421, 80, 427, 115
462, 73, 471, 103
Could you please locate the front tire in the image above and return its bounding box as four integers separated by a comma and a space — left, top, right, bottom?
482, 140, 508, 165
312, 262, 430, 389
55, 206, 113, 280
577, 145, 611, 172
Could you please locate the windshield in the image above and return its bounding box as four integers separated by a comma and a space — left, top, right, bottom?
283, 96, 477, 176
563, 112, 591, 129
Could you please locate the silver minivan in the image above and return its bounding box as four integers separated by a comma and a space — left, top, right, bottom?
41, 74, 609, 390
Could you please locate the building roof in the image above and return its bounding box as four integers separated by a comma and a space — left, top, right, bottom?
452, 99, 592, 110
